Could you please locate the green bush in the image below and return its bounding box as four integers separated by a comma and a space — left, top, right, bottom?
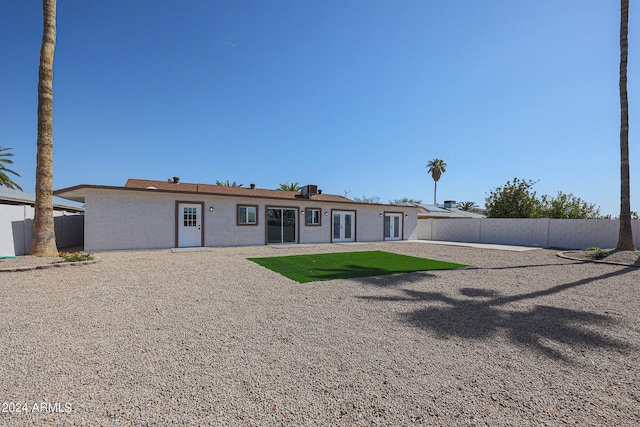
59, 252, 94, 262
585, 247, 608, 259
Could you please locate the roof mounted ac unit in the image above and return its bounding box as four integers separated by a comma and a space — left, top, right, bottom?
301, 184, 318, 198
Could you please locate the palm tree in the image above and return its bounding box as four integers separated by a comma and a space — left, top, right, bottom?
0, 147, 23, 190
617, 0, 636, 251
215, 180, 243, 187
426, 158, 447, 205
457, 201, 476, 211
30, 0, 58, 257
278, 182, 302, 191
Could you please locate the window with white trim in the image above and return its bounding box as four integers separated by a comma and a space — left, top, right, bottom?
238, 205, 257, 225
305, 208, 321, 225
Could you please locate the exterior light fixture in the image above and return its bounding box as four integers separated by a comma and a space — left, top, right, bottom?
209, 207, 214, 212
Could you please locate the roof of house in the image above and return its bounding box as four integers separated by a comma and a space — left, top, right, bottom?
0, 186, 84, 212
56, 179, 411, 208
124, 179, 353, 203
416, 204, 486, 218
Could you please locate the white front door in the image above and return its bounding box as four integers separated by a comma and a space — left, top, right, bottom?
178, 203, 202, 247
384, 213, 402, 240
332, 211, 355, 242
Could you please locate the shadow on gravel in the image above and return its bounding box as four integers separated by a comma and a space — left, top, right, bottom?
464, 261, 585, 271
358, 266, 637, 363
351, 271, 437, 287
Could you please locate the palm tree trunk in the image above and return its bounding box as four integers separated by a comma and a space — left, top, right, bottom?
30, 0, 58, 256
433, 181, 437, 206
617, 0, 636, 251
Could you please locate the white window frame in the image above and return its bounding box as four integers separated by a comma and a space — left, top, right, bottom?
305, 208, 321, 226
237, 205, 258, 225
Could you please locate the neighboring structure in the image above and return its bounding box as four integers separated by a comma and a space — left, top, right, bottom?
416, 204, 486, 219
0, 187, 84, 256
54, 178, 420, 251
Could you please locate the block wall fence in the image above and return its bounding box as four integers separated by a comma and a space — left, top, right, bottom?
417, 218, 640, 249
0, 205, 84, 257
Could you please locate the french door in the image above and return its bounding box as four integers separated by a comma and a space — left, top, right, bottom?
267, 208, 298, 244
332, 211, 355, 242
384, 213, 402, 240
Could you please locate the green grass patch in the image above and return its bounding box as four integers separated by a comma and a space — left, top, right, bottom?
247, 250, 467, 283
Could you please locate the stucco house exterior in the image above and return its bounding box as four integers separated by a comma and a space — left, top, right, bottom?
54, 178, 419, 251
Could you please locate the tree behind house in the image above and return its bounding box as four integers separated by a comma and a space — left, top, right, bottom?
485, 178, 539, 218
216, 180, 243, 187
426, 158, 447, 205
279, 182, 302, 191
457, 201, 476, 211
390, 197, 422, 205
533, 192, 601, 219
353, 195, 381, 204
486, 178, 603, 219
0, 147, 23, 191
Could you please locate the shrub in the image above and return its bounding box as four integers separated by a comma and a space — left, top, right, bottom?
585, 247, 608, 259
59, 252, 94, 262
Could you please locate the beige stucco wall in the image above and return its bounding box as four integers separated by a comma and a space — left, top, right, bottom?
83, 188, 419, 251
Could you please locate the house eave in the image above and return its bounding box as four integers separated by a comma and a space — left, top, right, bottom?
54, 184, 420, 210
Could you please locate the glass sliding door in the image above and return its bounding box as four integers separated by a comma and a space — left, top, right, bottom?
282, 209, 296, 243
267, 208, 297, 244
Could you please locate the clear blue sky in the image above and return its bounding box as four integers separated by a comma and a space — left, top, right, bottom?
1, 1, 636, 215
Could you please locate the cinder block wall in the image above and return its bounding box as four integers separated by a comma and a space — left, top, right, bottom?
417, 218, 640, 249
480, 218, 550, 247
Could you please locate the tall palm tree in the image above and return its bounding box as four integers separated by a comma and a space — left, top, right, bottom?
30, 0, 58, 257
0, 147, 23, 190
426, 158, 447, 205
278, 182, 302, 191
617, 0, 636, 251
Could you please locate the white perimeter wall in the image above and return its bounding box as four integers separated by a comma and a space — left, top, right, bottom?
84, 189, 419, 251
0, 204, 84, 256
417, 218, 640, 249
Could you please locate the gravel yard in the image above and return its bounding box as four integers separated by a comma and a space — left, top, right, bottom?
1, 242, 638, 426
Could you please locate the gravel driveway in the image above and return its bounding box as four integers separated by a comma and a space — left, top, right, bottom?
1, 242, 638, 426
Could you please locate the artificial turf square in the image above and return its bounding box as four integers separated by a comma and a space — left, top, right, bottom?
247, 250, 467, 283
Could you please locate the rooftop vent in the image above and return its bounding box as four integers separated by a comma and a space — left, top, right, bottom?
250, 183, 256, 189
168, 176, 180, 184
301, 184, 318, 198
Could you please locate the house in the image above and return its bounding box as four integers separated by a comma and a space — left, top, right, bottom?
53, 178, 420, 251
0, 187, 84, 256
